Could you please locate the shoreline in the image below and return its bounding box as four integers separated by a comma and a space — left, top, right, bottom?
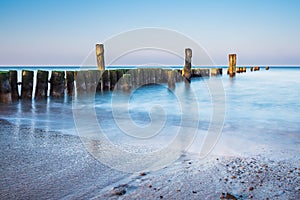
0, 119, 299, 199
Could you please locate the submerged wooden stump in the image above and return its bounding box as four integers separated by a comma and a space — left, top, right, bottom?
66, 71, 75, 96
211, 68, 223, 76
0, 72, 12, 103
192, 68, 210, 77
21, 70, 34, 99
9, 70, 19, 100
35, 70, 49, 99
50, 71, 65, 98
254, 66, 260, 71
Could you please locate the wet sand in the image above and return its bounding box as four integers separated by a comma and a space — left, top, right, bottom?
1, 119, 299, 199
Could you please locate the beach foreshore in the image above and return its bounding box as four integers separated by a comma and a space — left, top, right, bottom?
0, 119, 299, 199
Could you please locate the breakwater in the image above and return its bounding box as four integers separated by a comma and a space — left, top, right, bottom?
0, 68, 218, 103
0, 45, 270, 103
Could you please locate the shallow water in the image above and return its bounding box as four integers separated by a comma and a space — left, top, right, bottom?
0, 67, 299, 161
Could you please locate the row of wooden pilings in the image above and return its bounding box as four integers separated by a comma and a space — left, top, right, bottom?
0, 68, 221, 103
227, 54, 270, 76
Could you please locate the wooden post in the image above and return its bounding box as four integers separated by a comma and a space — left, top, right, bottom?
75, 71, 86, 95
66, 71, 75, 96
110, 70, 118, 90
228, 54, 236, 77
50, 71, 65, 98
265, 66, 270, 70
122, 74, 132, 91
21, 70, 34, 99
0, 72, 12, 103
155, 68, 163, 83
183, 48, 192, 83
175, 70, 183, 82
35, 70, 49, 99
129, 69, 137, 88
250, 67, 253, 72
136, 68, 143, 87
96, 44, 105, 70
101, 70, 110, 91
211, 68, 222, 76
9, 70, 19, 100
167, 70, 175, 90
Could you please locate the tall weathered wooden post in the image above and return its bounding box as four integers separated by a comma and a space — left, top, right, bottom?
228, 54, 236, 77
122, 74, 132, 92
167, 70, 175, 90
50, 71, 65, 98
0, 72, 12, 103
21, 70, 34, 99
183, 48, 192, 83
9, 70, 19, 100
35, 70, 49, 99
66, 71, 75, 96
96, 44, 105, 70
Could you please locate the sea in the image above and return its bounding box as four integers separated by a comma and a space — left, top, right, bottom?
0, 66, 299, 163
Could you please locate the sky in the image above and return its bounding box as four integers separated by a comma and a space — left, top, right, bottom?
0, 0, 299, 66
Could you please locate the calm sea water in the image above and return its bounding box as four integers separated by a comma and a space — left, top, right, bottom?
0, 66, 299, 160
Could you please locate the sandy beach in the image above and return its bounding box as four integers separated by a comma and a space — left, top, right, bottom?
1, 119, 299, 199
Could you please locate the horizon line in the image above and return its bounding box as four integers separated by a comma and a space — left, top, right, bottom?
1, 64, 300, 67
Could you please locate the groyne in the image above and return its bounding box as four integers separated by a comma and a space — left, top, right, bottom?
0, 45, 270, 103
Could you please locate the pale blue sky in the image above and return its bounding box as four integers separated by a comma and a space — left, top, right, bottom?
0, 0, 299, 66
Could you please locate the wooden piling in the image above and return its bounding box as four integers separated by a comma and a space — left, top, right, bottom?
122, 74, 132, 91
35, 70, 49, 99
211, 68, 222, 76
75, 71, 87, 95
228, 54, 236, 77
250, 67, 253, 72
9, 70, 19, 100
66, 71, 75, 96
265, 66, 270, 70
109, 70, 118, 90
50, 71, 65, 98
136, 68, 144, 87
129, 69, 138, 88
96, 44, 105, 70
168, 70, 175, 90
183, 48, 192, 83
0, 72, 12, 103
254, 66, 260, 71
101, 70, 110, 91
21, 70, 34, 99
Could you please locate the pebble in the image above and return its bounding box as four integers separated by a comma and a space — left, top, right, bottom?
140, 172, 147, 176
276, 190, 284, 196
